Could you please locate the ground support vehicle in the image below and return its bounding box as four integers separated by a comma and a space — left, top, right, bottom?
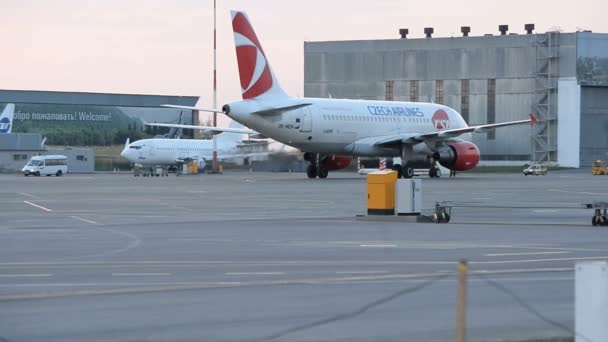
585, 202, 608, 226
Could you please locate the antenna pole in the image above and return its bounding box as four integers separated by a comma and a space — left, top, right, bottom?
212, 0, 219, 173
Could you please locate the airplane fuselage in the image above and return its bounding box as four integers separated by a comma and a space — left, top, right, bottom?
121, 138, 237, 166
225, 97, 470, 158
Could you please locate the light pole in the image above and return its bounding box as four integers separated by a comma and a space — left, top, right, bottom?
211, 0, 219, 172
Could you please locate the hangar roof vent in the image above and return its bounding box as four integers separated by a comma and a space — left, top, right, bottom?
399, 28, 409, 38
461, 26, 470, 37
424, 27, 434, 38
499, 25, 509, 35
525, 23, 535, 34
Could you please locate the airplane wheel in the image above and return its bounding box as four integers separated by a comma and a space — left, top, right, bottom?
435, 168, 441, 178
429, 168, 436, 178
603, 216, 608, 226
592, 216, 599, 226
318, 167, 328, 179
306, 164, 317, 178
403, 167, 414, 179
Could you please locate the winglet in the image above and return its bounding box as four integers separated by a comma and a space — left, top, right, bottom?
530, 113, 537, 126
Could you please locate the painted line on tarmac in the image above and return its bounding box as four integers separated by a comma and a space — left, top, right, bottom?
336, 271, 389, 275
225, 272, 285, 275
0, 274, 52, 277
1, 256, 607, 267
0, 267, 575, 302
485, 251, 571, 257
360, 244, 397, 248
70, 216, 99, 225
19, 192, 40, 199
502, 246, 604, 252
112, 273, 171, 276
23, 201, 52, 212
469, 256, 608, 264
549, 189, 605, 196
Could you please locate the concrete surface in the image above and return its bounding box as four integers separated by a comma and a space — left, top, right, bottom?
0, 171, 607, 342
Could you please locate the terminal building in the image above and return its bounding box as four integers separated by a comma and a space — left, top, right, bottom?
0, 90, 199, 172
304, 26, 608, 167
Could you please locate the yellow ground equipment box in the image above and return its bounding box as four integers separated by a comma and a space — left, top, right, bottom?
367, 170, 398, 215
188, 161, 199, 174
592, 160, 608, 175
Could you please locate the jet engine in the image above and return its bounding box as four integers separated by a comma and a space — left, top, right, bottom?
323, 156, 353, 171
433, 141, 480, 171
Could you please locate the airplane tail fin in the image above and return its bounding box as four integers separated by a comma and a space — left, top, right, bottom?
124, 138, 130, 149
0, 103, 15, 134
216, 120, 245, 147
231, 11, 288, 100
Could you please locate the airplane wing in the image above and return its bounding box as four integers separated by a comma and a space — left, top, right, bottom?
160, 105, 223, 113
145, 123, 259, 136
373, 115, 535, 146
161, 103, 312, 116
216, 152, 270, 161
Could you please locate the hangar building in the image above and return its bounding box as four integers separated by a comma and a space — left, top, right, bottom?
304, 28, 608, 167
0, 91, 199, 172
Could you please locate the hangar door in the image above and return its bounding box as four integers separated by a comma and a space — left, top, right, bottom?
580, 86, 608, 166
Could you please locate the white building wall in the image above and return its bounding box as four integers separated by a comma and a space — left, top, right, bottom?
557, 78, 581, 167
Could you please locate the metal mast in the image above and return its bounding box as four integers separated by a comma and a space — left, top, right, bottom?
212, 0, 219, 172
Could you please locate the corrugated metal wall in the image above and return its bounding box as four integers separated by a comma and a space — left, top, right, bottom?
580, 86, 608, 166
304, 33, 578, 162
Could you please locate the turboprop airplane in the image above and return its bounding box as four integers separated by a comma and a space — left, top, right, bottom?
164, 11, 536, 179
120, 121, 265, 175
0, 103, 15, 134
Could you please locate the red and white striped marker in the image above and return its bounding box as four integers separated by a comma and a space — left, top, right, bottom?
379, 158, 387, 170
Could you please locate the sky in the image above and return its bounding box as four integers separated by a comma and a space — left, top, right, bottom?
2, 0, 607, 112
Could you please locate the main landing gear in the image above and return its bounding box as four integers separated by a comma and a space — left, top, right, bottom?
391, 157, 441, 179
428, 157, 441, 178
304, 153, 328, 179
391, 163, 414, 179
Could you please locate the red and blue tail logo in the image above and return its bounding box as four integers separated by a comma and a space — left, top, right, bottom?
231, 11, 287, 100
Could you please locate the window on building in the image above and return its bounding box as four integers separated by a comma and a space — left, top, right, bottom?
13, 154, 27, 161
435, 80, 444, 105
487, 79, 496, 140
410, 80, 419, 102
385, 80, 394, 101
76, 155, 87, 161
461, 79, 470, 123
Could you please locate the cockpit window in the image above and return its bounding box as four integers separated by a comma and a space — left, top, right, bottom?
129, 146, 142, 150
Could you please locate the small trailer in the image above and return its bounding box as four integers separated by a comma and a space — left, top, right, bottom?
432, 201, 453, 223
584, 202, 608, 226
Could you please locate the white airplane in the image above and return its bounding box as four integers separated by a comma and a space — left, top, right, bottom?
0, 103, 15, 134
164, 11, 535, 179
120, 121, 265, 174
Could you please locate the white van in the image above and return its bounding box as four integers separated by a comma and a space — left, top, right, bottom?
22, 155, 68, 177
